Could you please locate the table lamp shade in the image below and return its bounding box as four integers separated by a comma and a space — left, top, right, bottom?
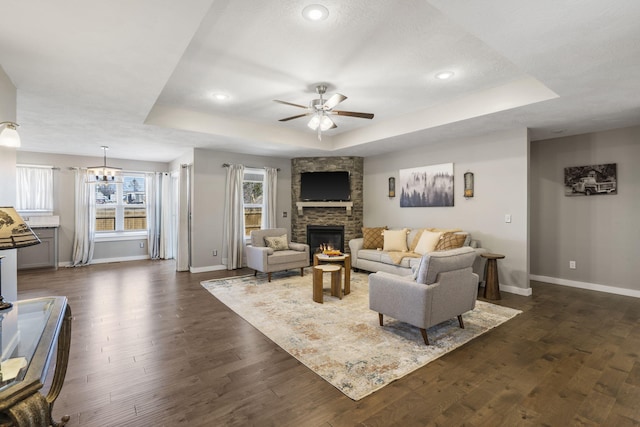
0, 207, 41, 250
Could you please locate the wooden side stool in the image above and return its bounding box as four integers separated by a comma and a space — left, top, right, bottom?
481, 253, 505, 300
313, 264, 342, 303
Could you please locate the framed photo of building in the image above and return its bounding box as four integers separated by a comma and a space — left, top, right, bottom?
399, 163, 454, 207
564, 163, 617, 196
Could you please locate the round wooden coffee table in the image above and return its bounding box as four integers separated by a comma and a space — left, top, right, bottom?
481, 253, 505, 300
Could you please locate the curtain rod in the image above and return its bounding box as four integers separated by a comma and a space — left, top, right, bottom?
17, 164, 60, 170
222, 163, 280, 171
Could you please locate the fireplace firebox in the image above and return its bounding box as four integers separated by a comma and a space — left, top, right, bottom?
307, 225, 345, 261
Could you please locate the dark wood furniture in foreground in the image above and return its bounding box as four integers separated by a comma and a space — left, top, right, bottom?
0, 297, 71, 427
481, 253, 505, 300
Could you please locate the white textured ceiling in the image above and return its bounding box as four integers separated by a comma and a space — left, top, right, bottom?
1, 0, 639, 162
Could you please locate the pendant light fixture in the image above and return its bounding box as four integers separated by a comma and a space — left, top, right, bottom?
86, 146, 123, 184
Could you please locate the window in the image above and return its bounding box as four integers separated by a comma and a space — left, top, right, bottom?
16, 165, 54, 214
243, 170, 264, 236
95, 174, 147, 233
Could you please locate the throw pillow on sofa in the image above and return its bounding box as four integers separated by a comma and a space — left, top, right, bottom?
362, 226, 387, 249
414, 230, 444, 255
264, 234, 289, 251
382, 228, 410, 252
435, 232, 467, 251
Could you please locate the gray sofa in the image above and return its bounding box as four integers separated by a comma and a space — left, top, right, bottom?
349, 229, 488, 283
369, 246, 479, 345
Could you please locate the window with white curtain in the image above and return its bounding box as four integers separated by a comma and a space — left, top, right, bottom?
16, 165, 54, 213
243, 169, 264, 236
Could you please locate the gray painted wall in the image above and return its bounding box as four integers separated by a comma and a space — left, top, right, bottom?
190, 148, 291, 270
530, 125, 640, 292
15, 151, 169, 264
364, 128, 531, 293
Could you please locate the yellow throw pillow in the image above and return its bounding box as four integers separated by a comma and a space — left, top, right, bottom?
382, 228, 409, 252
435, 232, 467, 251
264, 234, 289, 251
414, 230, 443, 255
362, 226, 387, 249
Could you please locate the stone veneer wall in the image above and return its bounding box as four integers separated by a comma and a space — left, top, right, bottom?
291, 157, 363, 254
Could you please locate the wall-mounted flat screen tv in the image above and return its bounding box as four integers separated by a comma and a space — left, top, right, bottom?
300, 171, 351, 201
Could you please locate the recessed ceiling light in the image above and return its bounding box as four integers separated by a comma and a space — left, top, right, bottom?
302, 4, 329, 21
435, 71, 455, 80
212, 93, 229, 101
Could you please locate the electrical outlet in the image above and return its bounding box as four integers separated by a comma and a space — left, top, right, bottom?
569, 260, 576, 269
283, 211, 287, 218
139, 242, 144, 248
213, 250, 218, 256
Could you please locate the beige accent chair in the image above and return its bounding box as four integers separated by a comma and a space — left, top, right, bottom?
245, 228, 310, 282
368, 246, 479, 345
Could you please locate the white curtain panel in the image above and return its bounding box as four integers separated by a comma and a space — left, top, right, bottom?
176, 164, 191, 272
160, 172, 175, 260
146, 172, 160, 259
16, 166, 53, 211
262, 167, 278, 229
222, 164, 245, 270
71, 169, 95, 266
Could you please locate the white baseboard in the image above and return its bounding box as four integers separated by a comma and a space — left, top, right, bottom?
190, 265, 228, 273
530, 275, 640, 299
59, 255, 150, 267
91, 255, 151, 264
500, 283, 533, 297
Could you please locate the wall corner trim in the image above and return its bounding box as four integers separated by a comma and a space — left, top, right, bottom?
499, 283, 533, 297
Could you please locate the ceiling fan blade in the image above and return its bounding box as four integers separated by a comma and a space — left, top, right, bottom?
323, 93, 347, 110
273, 99, 308, 109
279, 113, 312, 122
331, 110, 375, 119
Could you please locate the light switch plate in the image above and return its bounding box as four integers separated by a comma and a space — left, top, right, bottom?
505, 214, 512, 223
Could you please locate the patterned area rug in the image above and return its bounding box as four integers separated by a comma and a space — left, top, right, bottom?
201, 269, 521, 400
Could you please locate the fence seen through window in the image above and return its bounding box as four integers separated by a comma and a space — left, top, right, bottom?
95, 175, 147, 232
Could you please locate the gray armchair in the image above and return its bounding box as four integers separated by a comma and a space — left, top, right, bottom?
369, 246, 479, 345
245, 228, 310, 282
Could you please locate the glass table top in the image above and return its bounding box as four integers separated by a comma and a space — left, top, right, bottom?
0, 298, 55, 391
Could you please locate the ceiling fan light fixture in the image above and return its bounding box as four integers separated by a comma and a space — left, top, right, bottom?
319, 115, 334, 131
302, 4, 329, 21
307, 115, 320, 130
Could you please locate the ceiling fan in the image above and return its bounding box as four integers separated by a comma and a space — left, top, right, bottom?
274, 85, 374, 139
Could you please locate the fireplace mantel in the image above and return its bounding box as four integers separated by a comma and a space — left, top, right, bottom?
296, 201, 353, 216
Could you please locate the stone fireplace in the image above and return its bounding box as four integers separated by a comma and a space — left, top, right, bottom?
291, 157, 363, 254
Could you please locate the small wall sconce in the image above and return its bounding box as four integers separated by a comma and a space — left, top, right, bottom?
464, 171, 474, 198
0, 121, 20, 147
388, 177, 396, 198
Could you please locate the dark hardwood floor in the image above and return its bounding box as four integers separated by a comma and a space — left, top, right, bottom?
17, 261, 640, 426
